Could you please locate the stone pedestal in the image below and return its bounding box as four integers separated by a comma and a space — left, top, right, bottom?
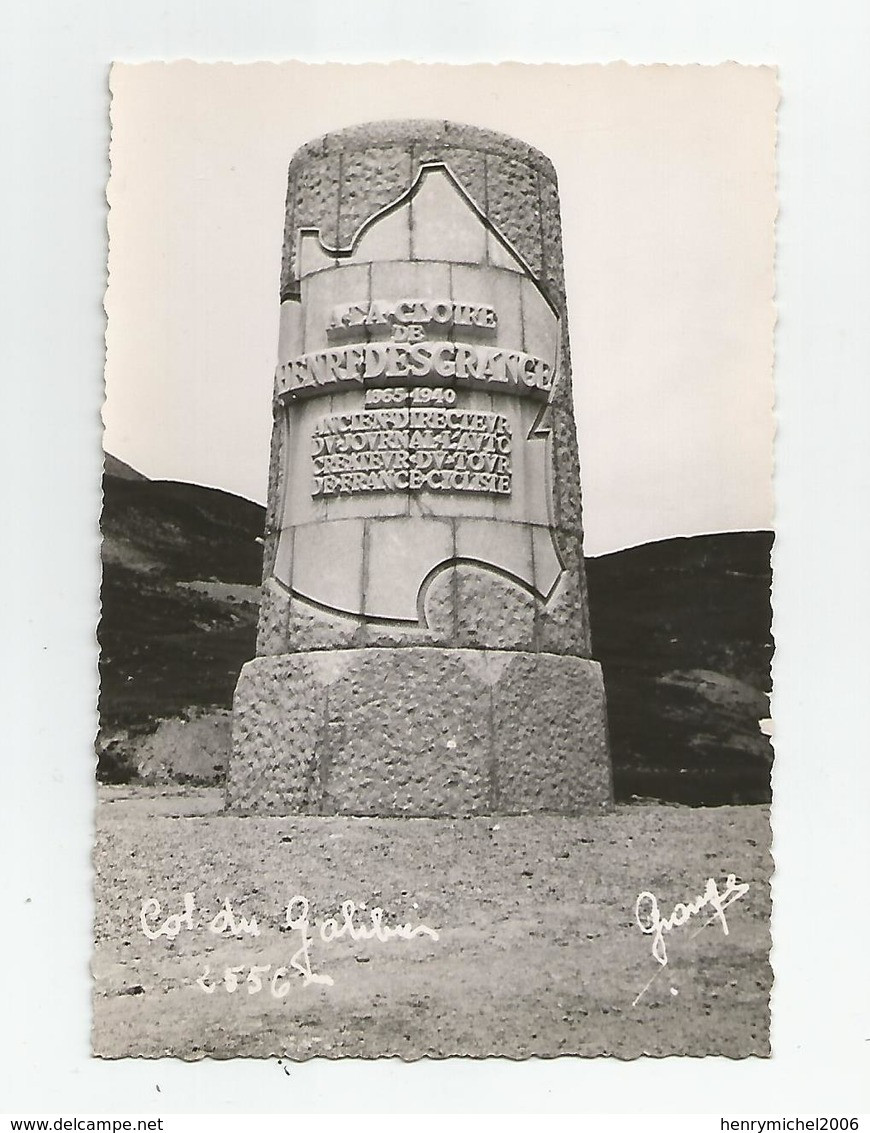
228, 649, 611, 816
228, 120, 612, 816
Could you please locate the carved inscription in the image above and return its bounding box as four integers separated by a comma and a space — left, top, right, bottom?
278, 340, 552, 403
327, 298, 498, 335
291, 295, 550, 500
311, 401, 512, 499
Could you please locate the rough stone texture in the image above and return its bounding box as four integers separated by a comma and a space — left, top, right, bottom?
136, 711, 231, 786
338, 145, 414, 249
449, 565, 539, 649
316, 651, 493, 817
286, 119, 558, 182
227, 648, 612, 817
536, 529, 593, 655
539, 173, 568, 303
549, 330, 585, 536
255, 578, 291, 656
227, 659, 323, 813
484, 157, 544, 280
260, 409, 286, 583
294, 155, 342, 261
493, 653, 610, 812
412, 144, 487, 217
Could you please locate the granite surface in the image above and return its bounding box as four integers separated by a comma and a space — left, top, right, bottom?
228, 648, 612, 816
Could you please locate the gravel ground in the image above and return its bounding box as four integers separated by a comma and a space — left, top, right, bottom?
92, 787, 772, 1059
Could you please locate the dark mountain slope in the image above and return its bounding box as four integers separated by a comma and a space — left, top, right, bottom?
98, 470, 264, 741
101, 475, 265, 581
586, 532, 773, 805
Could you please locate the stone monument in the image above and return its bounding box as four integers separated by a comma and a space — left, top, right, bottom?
227, 121, 612, 816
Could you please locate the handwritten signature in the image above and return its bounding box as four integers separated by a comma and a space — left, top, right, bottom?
634, 874, 750, 967
139, 893, 439, 992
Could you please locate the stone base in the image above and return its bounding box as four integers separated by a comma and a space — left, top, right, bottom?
227, 648, 612, 817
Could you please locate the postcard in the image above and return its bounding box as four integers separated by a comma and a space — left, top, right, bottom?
95, 61, 777, 1059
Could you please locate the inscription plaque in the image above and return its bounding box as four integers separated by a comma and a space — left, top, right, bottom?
311, 401, 512, 499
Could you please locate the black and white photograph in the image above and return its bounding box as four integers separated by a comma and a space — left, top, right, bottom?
4, 0, 870, 1118
93, 62, 776, 1060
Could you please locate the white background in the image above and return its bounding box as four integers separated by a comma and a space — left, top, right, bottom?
1, 0, 868, 1117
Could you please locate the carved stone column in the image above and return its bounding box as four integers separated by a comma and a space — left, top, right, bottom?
227, 121, 612, 816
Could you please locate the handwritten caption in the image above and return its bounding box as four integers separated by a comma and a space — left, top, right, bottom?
634, 874, 750, 967
139, 893, 439, 996
630, 873, 750, 1006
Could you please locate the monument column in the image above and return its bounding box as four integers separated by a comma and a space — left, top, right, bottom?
227, 120, 612, 816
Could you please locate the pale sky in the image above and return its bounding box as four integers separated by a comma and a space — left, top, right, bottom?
104, 62, 777, 556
